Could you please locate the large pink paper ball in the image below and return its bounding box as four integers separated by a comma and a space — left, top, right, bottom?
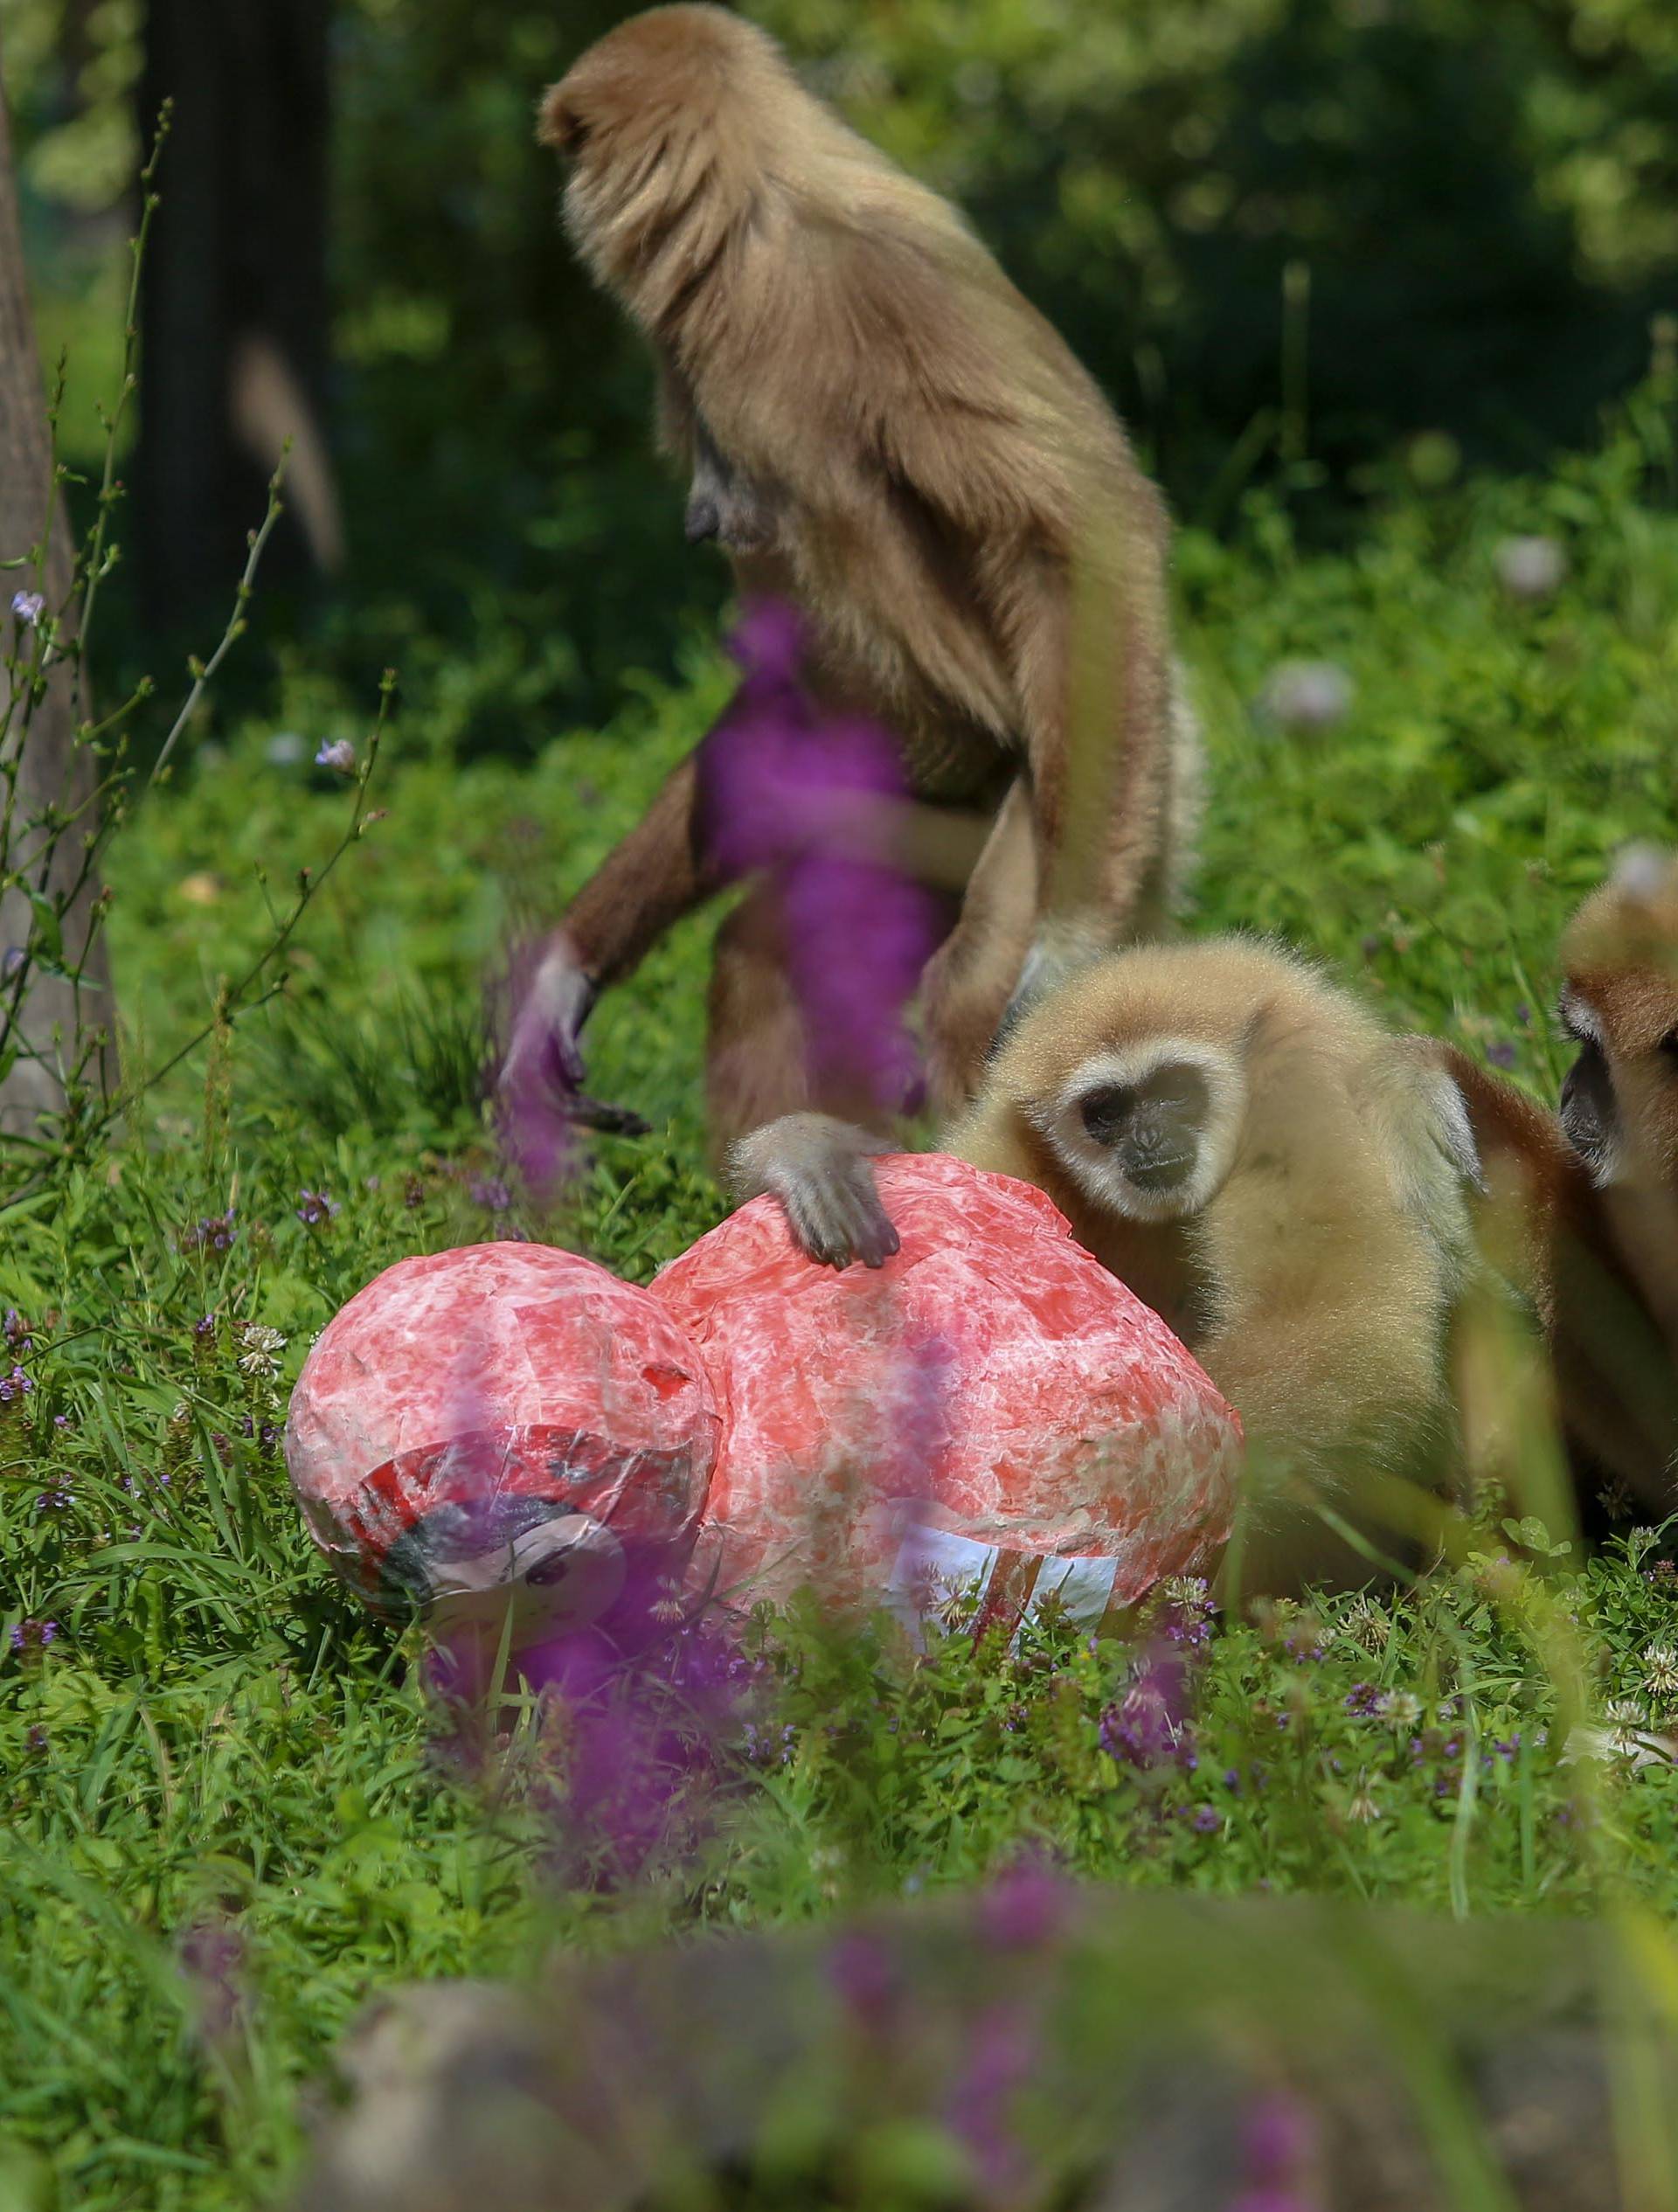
285, 1243, 719, 1637
653, 1155, 1242, 1633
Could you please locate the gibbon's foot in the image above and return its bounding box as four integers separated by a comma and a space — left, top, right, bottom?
728, 1114, 901, 1270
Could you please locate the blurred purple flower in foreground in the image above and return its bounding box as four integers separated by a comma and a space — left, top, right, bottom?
698, 599, 946, 1118
10, 590, 44, 628
1232, 2090, 1323, 2212
315, 738, 357, 774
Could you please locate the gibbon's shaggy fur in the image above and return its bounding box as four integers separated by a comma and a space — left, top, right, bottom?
530, 5, 1197, 1148
732, 940, 1485, 1593
1439, 848, 1678, 1519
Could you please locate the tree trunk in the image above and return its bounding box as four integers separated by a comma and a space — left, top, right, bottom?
136, 0, 337, 630
0, 39, 115, 1136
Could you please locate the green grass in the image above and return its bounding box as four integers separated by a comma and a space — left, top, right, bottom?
5, 394, 1678, 2208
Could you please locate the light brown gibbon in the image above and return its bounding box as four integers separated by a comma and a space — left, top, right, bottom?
510, 3, 1199, 1152
732, 939, 1487, 1595
1437, 847, 1678, 1522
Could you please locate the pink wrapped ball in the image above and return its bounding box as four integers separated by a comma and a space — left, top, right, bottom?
654, 1155, 1242, 1633
285, 1243, 718, 1640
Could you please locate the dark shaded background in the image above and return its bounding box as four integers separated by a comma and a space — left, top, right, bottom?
9, 0, 1678, 740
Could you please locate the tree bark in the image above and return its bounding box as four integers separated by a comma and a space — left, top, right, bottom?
0, 39, 115, 1136
137, 0, 336, 628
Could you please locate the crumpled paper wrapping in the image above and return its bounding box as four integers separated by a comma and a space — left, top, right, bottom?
284, 1243, 719, 1626
652, 1155, 1242, 1631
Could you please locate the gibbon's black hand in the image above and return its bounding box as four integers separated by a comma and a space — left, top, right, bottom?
501, 938, 651, 1140
728, 1114, 902, 1271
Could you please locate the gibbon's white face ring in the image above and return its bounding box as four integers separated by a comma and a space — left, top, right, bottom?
424, 1512, 628, 1640
1029, 1041, 1247, 1224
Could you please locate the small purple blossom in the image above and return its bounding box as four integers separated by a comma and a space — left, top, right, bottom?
1233, 2091, 1322, 2212
4, 1309, 31, 1352
35, 1487, 73, 1515
295, 1189, 340, 1228
1487, 1041, 1519, 1071
0, 1364, 34, 1404
1100, 1653, 1195, 1772
828, 1931, 898, 2028
0, 947, 24, 984
182, 1208, 237, 1253
946, 2004, 1037, 2202
314, 738, 357, 774
10, 590, 45, 628
10, 1619, 58, 1653
1344, 1682, 1381, 1716
1192, 1805, 1222, 1833
469, 1176, 512, 1213
25, 1724, 47, 1753
979, 1857, 1071, 1952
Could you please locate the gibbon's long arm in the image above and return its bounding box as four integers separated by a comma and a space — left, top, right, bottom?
559, 752, 714, 992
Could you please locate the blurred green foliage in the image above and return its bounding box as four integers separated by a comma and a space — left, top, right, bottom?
8, 0, 1678, 731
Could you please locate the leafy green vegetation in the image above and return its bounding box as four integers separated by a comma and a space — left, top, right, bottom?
4, 370, 1678, 2204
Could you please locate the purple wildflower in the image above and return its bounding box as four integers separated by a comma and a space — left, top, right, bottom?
3, 1309, 30, 1352
35, 1488, 72, 1515
697, 599, 946, 1120
1233, 2090, 1322, 2212
469, 1176, 512, 1213
1344, 1682, 1381, 1716
979, 1856, 1071, 1952
10, 1619, 58, 1653
295, 1189, 340, 1228
0, 1364, 33, 1405
1100, 1647, 1194, 1771
1192, 1805, 1221, 1833
828, 1931, 899, 2029
10, 590, 45, 628
946, 2005, 1037, 2203
1487, 1041, 1519, 1071
314, 738, 357, 774
25, 1725, 46, 1753
179, 1919, 247, 2047
182, 1208, 237, 1253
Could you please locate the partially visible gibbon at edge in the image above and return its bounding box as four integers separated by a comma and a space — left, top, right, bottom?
513, 3, 1198, 1151
1439, 846, 1678, 1524
733, 940, 1488, 1597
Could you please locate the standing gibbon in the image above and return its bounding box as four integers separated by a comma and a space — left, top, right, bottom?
513, 4, 1199, 1151
1439, 848, 1678, 1520
732, 940, 1486, 1593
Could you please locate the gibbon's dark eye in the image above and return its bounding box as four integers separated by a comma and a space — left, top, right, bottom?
1079, 1084, 1135, 1146
1658, 1028, 1678, 1070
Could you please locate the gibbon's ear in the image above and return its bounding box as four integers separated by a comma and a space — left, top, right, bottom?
537, 86, 587, 157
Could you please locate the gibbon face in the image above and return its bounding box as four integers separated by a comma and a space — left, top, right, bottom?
1559, 849, 1678, 1189
1025, 1037, 1248, 1224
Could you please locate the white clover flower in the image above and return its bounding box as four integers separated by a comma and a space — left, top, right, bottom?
1346, 1773, 1381, 1824
1494, 534, 1568, 602
1378, 1690, 1422, 1730
1643, 1646, 1678, 1702
236, 1322, 287, 1378
1337, 1592, 1391, 1654
1257, 659, 1354, 735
